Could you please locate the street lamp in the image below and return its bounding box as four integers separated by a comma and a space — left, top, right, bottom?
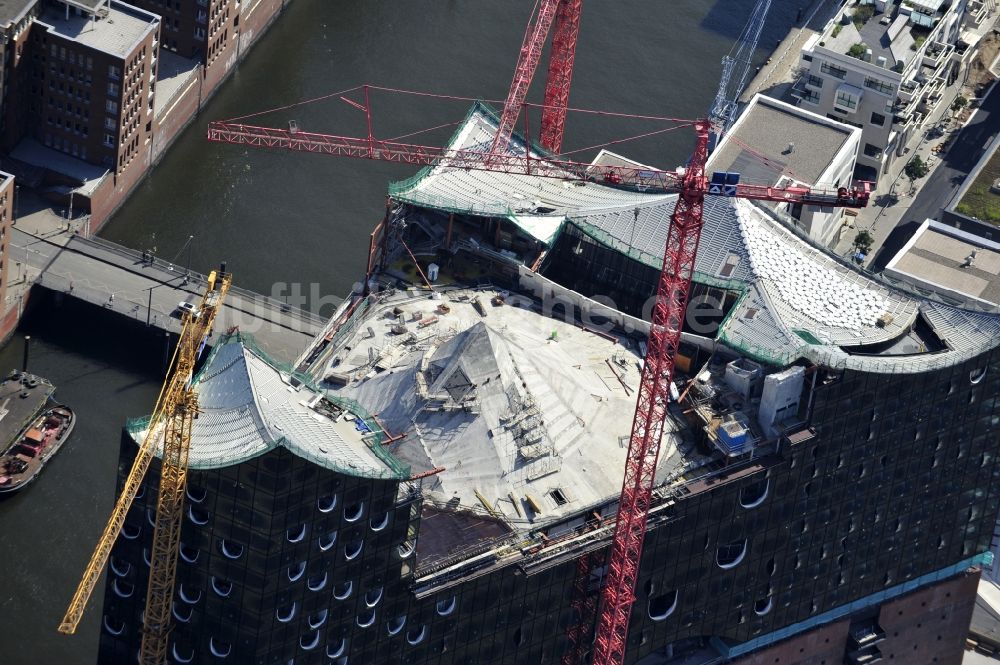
184, 235, 194, 284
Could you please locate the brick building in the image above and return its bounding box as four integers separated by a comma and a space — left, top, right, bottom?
0, 171, 13, 306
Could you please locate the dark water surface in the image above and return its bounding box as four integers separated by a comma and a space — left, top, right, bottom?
2, 1, 806, 662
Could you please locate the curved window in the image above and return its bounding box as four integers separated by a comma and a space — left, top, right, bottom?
134, 484, 145, 499
209, 637, 231, 659
436, 596, 456, 616
211, 577, 233, 598
716, 539, 748, 570
370, 512, 389, 532
406, 625, 427, 646
387, 615, 406, 636
754, 596, 774, 616
287, 561, 306, 582
185, 485, 207, 503
739, 477, 769, 509
327, 639, 347, 659
345, 540, 363, 561
171, 643, 194, 664
317, 495, 337, 513
179, 543, 199, 564
357, 609, 376, 628
971, 366, 988, 385
365, 586, 383, 607
188, 505, 209, 526
142, 548, 151, 567
647, 590, 679, 621
103, 615, 125, 636
333, 581, 353, 600
219, 540, 244, 560
300, 631, 320, 651
344, 502, 364, 523
172, 602, 193, 623
277, 602, 298, 623
112, 578, 134, 598
178, 584, 202, 605
397, 541, 414, 559
308, 609, 328, 630
121, 523, 140, 540
287, 524, 307, 543
110, 556, 131, 578
307, 572, 328, 592
146, 508, 157, 527
318, 530, 338, 552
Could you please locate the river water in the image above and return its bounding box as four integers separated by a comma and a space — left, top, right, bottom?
0, 1, 807, 663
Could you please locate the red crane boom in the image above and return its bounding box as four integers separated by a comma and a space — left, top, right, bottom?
490, 0, 561, 157
540, 0, 583, 154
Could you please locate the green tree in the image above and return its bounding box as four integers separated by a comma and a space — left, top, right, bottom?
853, 229, 874, 254
848, 42, 868, 59
951, 95, 968, 113
904, 156, 930, 189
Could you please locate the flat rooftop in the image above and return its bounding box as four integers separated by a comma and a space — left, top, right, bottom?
708, 95, 856, 187
38, 0, 157, 59
821, 3, 921, 71
0, 0, 34, 28
885, 220, 1000, 308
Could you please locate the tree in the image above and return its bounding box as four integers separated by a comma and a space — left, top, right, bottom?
848, 42, 868, 59
853, 229, 874, 254
904, 156, 930, 191
951, 95, 968, 113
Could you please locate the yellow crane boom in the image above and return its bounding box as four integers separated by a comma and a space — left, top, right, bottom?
59, 266, 232, 664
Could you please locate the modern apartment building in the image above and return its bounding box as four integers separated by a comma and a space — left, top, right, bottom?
97, 105, 1000, 665
793, 0, 970, 178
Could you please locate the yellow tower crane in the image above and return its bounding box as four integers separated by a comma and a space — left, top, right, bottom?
58, 265, 232, 665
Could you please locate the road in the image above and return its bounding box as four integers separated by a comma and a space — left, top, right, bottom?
870, 84, 1000, 271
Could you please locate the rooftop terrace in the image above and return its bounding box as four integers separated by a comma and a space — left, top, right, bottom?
38, 0, 157, 59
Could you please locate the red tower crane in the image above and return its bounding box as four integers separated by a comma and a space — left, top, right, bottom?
206, 7, 870, 665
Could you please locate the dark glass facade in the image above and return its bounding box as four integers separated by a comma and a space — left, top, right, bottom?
98, 344, 1000, 664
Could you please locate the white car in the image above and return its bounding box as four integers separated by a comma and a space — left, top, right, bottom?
177, 301, 201, 319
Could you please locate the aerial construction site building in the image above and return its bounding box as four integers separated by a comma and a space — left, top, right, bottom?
97, 105, 1000, 665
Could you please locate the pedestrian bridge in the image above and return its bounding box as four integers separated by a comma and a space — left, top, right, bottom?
21, 232, 326, 364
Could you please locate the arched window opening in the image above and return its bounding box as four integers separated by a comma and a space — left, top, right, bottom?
333, 580, 353, 600
188, 506, 209, 526
172, 602, 193, 623
211, 577, 233, 598
716, 538, 748, 569
406, 625, 427, 646
739, 477, 769, 509
286, 524, 307, 543
344, 502, 364, 522
397, 541, 414, 559
318, 494, 338, 513
142, 548, 151, 567
288, 561, 306, 582
971, 366, 988, 385
178, 584, 202, 604
754, 596, 773, 616
103, 615, 125, 636
387, 615, 406, 636
219, 540, 244, 560
647, 590, 678, 621
319, 530, 338, 552
300, 631, 320, 651
179, 543, 199, 564
307, 572, 328, 592
326, 639, 347, 659
357, 609, 376, 628
345, 540, 363, 561
171, 643, 194, 664
370, 512, 389, 532
209, 637, 231, 658
185, 485, 207, 503
121, 523, 140, 540
277, 602, 298, 623
436, 596, 456, 616
308, 609, 328, 630
110, 557, 131, 577
365, 586, 383, 608
112, 578, 134, 598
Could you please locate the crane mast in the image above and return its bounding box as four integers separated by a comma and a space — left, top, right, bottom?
539, 0, 583, 154
59, 266, 232, 665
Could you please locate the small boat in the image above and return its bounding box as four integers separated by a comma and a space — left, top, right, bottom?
0, 405, 75, 493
